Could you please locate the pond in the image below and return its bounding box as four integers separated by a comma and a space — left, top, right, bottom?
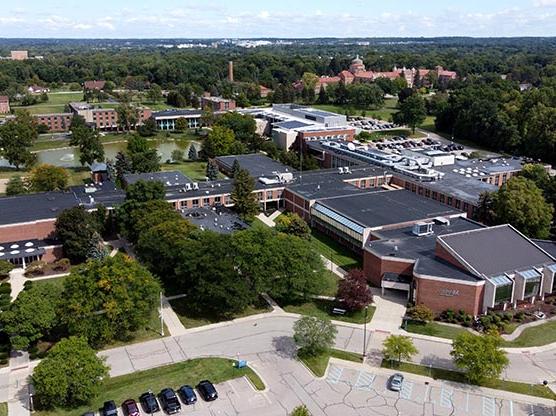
0, 139, 202, 168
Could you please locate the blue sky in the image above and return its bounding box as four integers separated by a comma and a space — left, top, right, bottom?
1, 0, 556, 38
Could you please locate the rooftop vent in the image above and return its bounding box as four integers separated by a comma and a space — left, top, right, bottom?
433, 217, 450, 226
412, 222, 434, 237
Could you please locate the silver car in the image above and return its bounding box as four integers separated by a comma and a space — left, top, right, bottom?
387, 373, 404, 392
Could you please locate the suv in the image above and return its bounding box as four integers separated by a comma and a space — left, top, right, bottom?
102, 401, 118, 416
139, 391, 160, 413
178, 385, 197, 405
197, 380, 218, 401
159, 388, 181, 414
387, 373, 404, 392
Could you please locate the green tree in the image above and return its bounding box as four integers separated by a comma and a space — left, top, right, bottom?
0, 110, 38, 169
275, 212, 311, 239
493, 177, 553, 239
231, 168, 259, 220
393, 94, 427, 133
6, 175, 28, 196
28, 164, 69, 192
116, 103, 138, 132
61, 255, 161, 347
32, 336, 109, 408
175, 118, 188, 132
317, 85, 329, 104
125, 179, 165, 202
1, 282, 62, 350
146, 84, 162, 103
55, 207, 100, 263
171, 149, 184, 162
293, 316, 337, 356
117, 199, 180, 243
202, 126, 235, 158
215, 112, 257, 143
127, 135, 160, 173
70, 116, 105, 166
518, 164, 550, 190
451, 332, 509, 383
290, 405, 311, 416
337, 269, 373, 312
206, 159, 219, 180
0, 260, 14, 280
231, 159, 241, 177
114, 151, 133, 183
347, 83, 384, 109
188, 144, 198, 160
407, 304, 434, 322
382, 335, 418, 365
137, 117, 157, 137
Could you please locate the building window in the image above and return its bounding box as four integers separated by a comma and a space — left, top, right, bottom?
215, 196, 221, 204
266, 191, 273, 199
495, 283, 512, 304
439, 194, 445, 203
524, 276, 541, 298
203, 198, 210, 207
447, 197, 453, 206
180, 200, 187, 208
192, 199, 199, 208
432, 191, 438, 200
463, 202, 469, 211
425, 189, 430, 198
455, 200, 461, 209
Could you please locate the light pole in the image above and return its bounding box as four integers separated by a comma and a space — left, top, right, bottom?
363, 305, 369, 359
159, 291, 164, 337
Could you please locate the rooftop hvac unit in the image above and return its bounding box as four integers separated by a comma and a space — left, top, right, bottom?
412, 222, 434, 236
338, 167, 345, 174
433, 217, 450, 226
185, 183, 192, 191
193, 183, 199, 190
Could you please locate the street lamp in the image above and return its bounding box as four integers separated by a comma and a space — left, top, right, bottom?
363, 305, 369, 359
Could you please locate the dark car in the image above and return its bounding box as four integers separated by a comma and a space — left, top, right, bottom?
122, 399, 140, 416
387, 373, 404, 392
140, 391, 160, 414
197, 380, 218, 402
178, 385, 197, 405
159, 388, 181, 414
102, 401, 118, 416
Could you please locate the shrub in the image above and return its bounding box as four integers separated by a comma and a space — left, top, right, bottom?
0, 283, 11, 295
407, 304, 434, 322
24, 261, 47, 277
51, 258, 70, 272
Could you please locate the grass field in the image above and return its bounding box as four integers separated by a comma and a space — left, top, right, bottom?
299, 349, 363, 377
161, 161, 223, 181
404, 320, 470, 340
381, 360, 556, 400
11, 92, 88, 115
313, 98, 399, 121
169, 296, 271, 329
280, 298, 375, 324
501, 320, 556, 348
34, 358, 265, 416
309, 229, 362, 271
0, 402, 6, 416
102, 309, 169, 350
0, 167, 91, 186
320, 271, 340, 297
32, 275, 68, 290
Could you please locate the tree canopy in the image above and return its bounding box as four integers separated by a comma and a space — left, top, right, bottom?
382, 335, 418, 365
231, 168, 259, 220
293, 316, 337, 356
28, 164, 69, 192
55, 207, 102, 263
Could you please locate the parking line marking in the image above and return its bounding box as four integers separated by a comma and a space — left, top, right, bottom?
354, 371, 375, 391
424, 385, 431, 402
465, 392, 469, 413
440, 386, 453, 408
326, 366, 343, 384
509, 400, 513, 416
482, 396, 496, 416
400, 380, 413, 400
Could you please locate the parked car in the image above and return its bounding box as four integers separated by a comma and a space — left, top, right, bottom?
102, 401, 118, 416
122, 399, 140, 416
159, 388, 181, 414
139, 391, 160, 413
387, 373, 404, 392
178, 385, 197, 405
197, 380, 218, 401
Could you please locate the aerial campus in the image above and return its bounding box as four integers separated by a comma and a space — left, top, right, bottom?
1, 3, 556, 416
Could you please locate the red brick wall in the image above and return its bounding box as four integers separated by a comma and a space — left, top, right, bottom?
434, 243, 467, 270
363, 250, 414, 287
42, 245, 64, 262
0, 220, 57, 243
414, 276, 484, 315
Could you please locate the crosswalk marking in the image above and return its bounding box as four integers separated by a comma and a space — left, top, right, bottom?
354, 371, 375, 391
482, 396, 496, 416
326, 365, 343, 384
400, 380, 413, 400
440, 386, 453, 408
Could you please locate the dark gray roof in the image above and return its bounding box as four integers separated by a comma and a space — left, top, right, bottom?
274, 120, 313, 130
181, 207, 247, 234
367, 217, 484, 282
439, 225, 555, 276
123, 171, 192, 187
0, 239, 45, 260
0, 192, 78, 226
532, 240, 556, 259
216, 154, 294, 178
320, 189, 462, 229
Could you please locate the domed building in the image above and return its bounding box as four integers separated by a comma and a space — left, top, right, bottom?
349, 55, 366, 74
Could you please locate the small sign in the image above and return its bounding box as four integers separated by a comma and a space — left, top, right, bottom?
440, 288, 459, 297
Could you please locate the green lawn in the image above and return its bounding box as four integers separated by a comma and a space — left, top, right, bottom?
11, 92, 97, 115
309, 229, 362, 270
320, 271, 340, 297
280, 298, 375, 324
0, 402, 6, 416
313, 98, 398, 121
35, 358, 264, 416
32, 275, 68, 290
299, 349, 363, 377
381, 360, 556, 400
161, 161, 221, 181
169, 296, 271, 329
0, 167, 91, 187
501, 320, 556, 348
404, 320, 470, 340
102, 309, 169, 350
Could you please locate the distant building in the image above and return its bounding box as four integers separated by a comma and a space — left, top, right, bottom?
151, 109, 203, 131
28, 85, 50, 94
0, 96, 10, 114
69, 102, 151, 131
83, 80, 106, 91
10, 50, 28, 61
35, 113, 72, 132
201, 96, 236, 112
259, 85, 272, 98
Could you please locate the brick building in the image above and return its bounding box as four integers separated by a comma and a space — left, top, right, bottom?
10, 50, 28, 61
0, 96, 10, 114
35, 113, 73, 132
201, 96, 236, 112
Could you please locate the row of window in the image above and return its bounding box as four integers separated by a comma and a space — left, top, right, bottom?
404, 181, 471, 213
178, 195, 230, 208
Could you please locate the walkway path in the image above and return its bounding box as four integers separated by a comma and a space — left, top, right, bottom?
321, 256, 347, 278
256, 210, 282, 227
501, 315, 556, 341
9, 269, 26, 301
160, 297, 187, 336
